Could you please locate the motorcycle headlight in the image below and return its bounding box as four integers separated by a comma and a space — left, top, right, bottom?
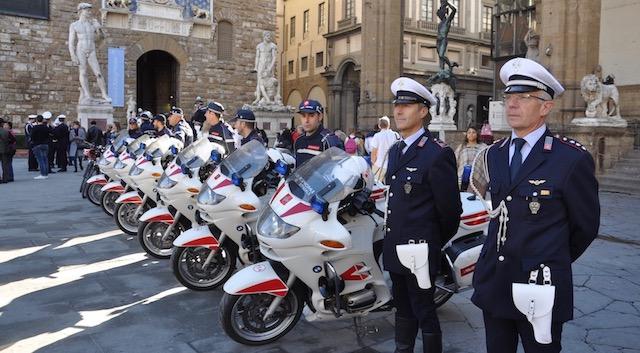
129, 164, 144, 176
257, 206, 300, 239
197, 187, 226, 205
158, 172, 178, 189
114, 159, 126, 170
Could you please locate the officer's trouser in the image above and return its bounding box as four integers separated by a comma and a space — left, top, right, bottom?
56, 143, 68, 169
483, 311, 563, 353
390, 272, 440, 333
28, 145, 38, 170
48, 142, 56, 168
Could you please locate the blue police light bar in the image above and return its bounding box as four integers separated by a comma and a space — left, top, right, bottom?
169, 145, 178, 155
180, 163, 190, 175
274, 160, 289, 176
310, 195, 328, 215
145, 153, 153, 161
210, 150, 222, 163
139, 143, 146, 151
231, 173, 243, 187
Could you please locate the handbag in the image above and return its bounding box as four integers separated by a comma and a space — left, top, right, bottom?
512, 266, 555, 344
396, 240, 431, 289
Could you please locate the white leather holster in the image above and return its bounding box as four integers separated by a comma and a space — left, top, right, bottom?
512, 266, 555, 344
396, 240, 431, 289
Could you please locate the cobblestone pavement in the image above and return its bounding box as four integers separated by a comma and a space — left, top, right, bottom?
1, 159, 639, 353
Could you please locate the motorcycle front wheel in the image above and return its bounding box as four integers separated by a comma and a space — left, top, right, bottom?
86, 183, 103, 206
100, 190, 119, 216
219, 290, 303, 345
171, 243, 236, 290
138, 220, 187, 259
114, 202, 146, 235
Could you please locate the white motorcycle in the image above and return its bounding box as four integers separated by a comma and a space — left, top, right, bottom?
117, 135, 184, 236
218, 148, 489, 345
84, 131, 129, 206
137, 137, 226, 258
111, 134, 157, 235
171, 140, 295, 291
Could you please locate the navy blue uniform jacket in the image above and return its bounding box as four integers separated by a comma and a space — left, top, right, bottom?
471, 130, 600, 323
383, 130, 462, 275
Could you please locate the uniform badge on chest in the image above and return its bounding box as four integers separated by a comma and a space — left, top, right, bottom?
529, 198, 541, 214
404, 182, 412, 194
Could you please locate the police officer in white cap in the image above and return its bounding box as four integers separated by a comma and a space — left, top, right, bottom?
471, 58, 600, 353
385, 77, 462, 353
25, 114, 39, 171
52, 114, 69, 172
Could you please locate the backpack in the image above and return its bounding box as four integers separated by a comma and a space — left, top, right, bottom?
345, 136, 358, 154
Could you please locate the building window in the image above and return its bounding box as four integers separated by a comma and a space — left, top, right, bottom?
481, 54, 492, 68
315, 52, 324, 68
263, 122, 271, 130
0, 0, 49, 19
290, 16, 296, 39
303, 10, 309, 34
344, 0, 355, 20
420, 0, 434, 22
318, 2, 326, 30
217, 21, 233, 60
288, 60, 294, 75
403, 41, 409, 59
301, 56, 308, 71
451, 0, 460, 27
482, 5, 493, 33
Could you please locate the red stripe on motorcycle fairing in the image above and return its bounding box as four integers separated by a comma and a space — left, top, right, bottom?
237, 279, 288, 297
341, 264, 370, 281
169, 168, 181, 176
213, 179, 232, 190
147, 214, 174, 224
183, 236, 219, 249
271, 182, 286, 202
121, 196, 142, 204
89, 180, 108, 185
280, 202, 312, 218
461, 211, 488, 220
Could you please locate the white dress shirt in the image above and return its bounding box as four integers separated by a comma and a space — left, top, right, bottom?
509, 124, 547, 165
401, 127, 425, 155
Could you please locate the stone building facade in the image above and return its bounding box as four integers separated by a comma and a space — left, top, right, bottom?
279, 0, 495, 132
0, 0, 276, 131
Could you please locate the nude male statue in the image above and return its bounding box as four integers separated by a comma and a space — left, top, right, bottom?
69, 3, 111, 104
252, 31, 278, 105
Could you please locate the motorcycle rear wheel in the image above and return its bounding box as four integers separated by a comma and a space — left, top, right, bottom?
171, 243, 236, 290
219, 290, 303, 345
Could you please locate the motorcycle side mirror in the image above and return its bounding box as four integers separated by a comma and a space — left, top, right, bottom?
180, 163, 192, 177
144, 153, 153, 161
110, 145, 115, 153
139, 143, 146, 151
274, 159, 289, 177
231, 173, 245, 191
210, 150, 222, 164
311, 194, 329, 221
169, 145, 178, 155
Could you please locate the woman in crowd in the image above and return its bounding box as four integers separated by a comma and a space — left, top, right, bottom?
68, 120, 87, 172
454, 127, 486, 191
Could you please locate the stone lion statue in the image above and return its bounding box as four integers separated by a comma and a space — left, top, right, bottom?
580, 74, 620, 118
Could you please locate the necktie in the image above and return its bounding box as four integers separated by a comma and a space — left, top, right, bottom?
510, 138, 526, 182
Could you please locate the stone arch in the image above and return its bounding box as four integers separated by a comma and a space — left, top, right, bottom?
129, 35, 189, 64
287, 89, 303, 108
329, 57, 360, 131
307, 86, 327, 108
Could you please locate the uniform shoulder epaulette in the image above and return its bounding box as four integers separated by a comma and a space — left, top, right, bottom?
554, 135, 588, 152
431, 137, 448, 148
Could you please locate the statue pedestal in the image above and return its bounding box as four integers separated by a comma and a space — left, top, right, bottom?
428, 83, 457, 139
571, 116, 628, 128
78, 103, 114, 131
489, 101, 511, 131
248, 104, 295, 143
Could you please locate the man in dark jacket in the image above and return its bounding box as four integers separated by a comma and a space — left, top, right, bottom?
0, 118, 9, 183
31, 115, 52, 179
384, 77, 462, 353
52, 115, 70, 172
87, 120, 104, 146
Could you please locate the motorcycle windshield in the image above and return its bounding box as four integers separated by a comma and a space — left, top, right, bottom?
176, 138, 211, 170
127, 134, 153, 157
112, 130, 130, 154
145, 135, 173, 158
219, 139, 268, 179
286, 147, 362, 204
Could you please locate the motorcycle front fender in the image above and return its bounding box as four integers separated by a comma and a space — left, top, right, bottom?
173, 225, 219, 250
101, 181, 125, 193
115, 191, 142, 204
139, 207, 174, 224
87, 174, 108, 185
223, 261, 289, 297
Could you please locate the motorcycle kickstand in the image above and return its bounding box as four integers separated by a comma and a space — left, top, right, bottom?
435, 283, 456, 293
263, 273, 297, 321
353, 316, 379, 339
200, 233, 227, 270
161, 211, 181, 241
133, 195, 148, 218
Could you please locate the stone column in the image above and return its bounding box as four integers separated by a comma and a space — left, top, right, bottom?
537, 0, 602, 128
358, 0, 404, 125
